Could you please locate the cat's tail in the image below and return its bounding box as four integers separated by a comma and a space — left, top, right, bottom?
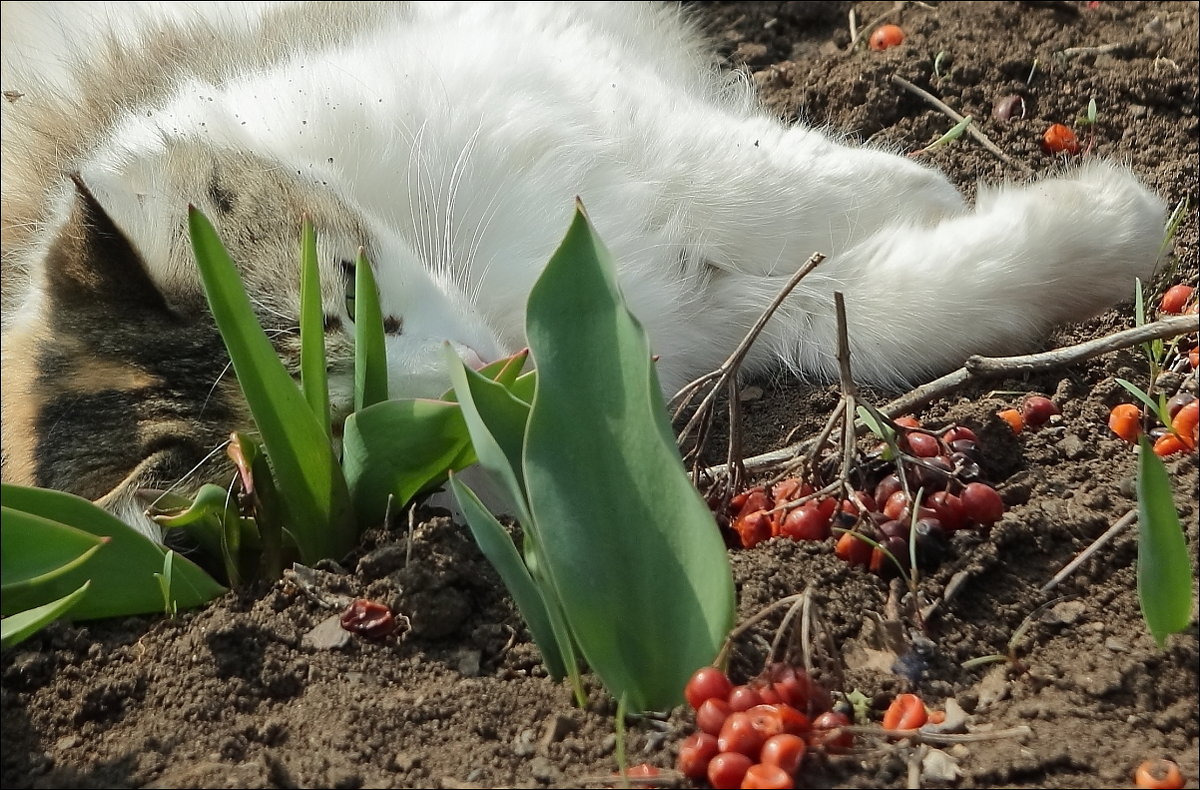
764, 160, 1169, 387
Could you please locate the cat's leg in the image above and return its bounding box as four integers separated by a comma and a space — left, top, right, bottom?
732, 159, 1167, 386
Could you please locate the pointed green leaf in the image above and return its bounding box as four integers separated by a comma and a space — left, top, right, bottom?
299, 218, 332, 437
446, 346, 533, 526
2, 581, 91, 648
342, 398, 475, 525
188, 207, 355, 563
2, 508, 106, 590
522, 206, 735, 713
1136, 436, 1194, 646
440, 349, 531, 403
354, 249, 389, 411
449, 475, 567, 678
1, 484, 225, 619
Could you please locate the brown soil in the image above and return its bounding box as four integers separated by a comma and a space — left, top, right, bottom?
3, 2, 1198, 789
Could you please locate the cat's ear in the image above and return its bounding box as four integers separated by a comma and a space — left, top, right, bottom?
42, 174, 171, 313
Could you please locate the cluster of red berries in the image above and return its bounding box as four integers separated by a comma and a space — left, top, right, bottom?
679, 664, 852, 789
723, 418, 1004, 577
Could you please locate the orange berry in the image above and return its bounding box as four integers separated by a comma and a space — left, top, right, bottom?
997, 408, 1025, 434
1159, 284, 1194, 315
740, 762, 795, 789
1153, 432, 1188, 458
869, 24, 906, 51
1135, 758, 1185, 790
1042, 123, 1080, 155
1108, 403, 1142, 443
927, 709, 947, 725
882, 693, 929, 731
1170, 400, 1198, 449
1189, 348, 1199, 369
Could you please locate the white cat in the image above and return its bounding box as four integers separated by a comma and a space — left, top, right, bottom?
0, 1, 1166, 524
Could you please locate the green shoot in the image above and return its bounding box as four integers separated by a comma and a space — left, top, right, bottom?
299, 216, 331, 437
912, 115, 972, 156
1135, 436, 1194, 646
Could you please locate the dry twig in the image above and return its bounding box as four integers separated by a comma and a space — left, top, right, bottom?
704, 315, 1198, 478
891, 74, 1031, 173
1042, 508, 1137, 592
672, 253, 825, 491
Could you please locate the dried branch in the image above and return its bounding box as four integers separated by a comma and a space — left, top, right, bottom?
704, 315, 1197, 477
891, 74, 1031, 173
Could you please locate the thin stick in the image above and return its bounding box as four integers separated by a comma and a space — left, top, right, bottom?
673, 253, 826, 458
706, 315, 1197, 477
891, 74, 1031, 173
966, 314, 1198, 375
842, 724, 1033, 745
1059, 43, 1122, 58
1041, 509, 1136, 592
768, 590, 808, 663
715, 593, 805, 668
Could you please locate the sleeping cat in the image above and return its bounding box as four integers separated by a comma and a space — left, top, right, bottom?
1, 1, 1166, 535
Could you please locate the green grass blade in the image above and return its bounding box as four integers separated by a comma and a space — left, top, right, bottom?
523, 205, 735, 713
1136, 436, 1194, 646
354, 249, 389, 411
449, 474, 567, 678
188, 207, 355, 563
1, 507, 106, 590
1115, 378, 1172, 427
1, 581, 91, 648
1, 484, 225, 619
154, 551, 178, 616
299, 217, 331, 437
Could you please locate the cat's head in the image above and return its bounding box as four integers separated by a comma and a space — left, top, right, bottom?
1, 142, 502, 533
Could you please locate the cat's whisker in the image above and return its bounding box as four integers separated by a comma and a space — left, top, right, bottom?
148, 436, 234, 510
443, 123, 483, 281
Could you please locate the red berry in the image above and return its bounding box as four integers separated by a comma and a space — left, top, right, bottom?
740, 762, 795, 789
942, 426, 978, 444
626, 763, 660, 778
686, 666, 733, 709
719, 711, 767, 756
778, 503, 832, 541
927, 491, 967, 531
906, 432, 941, 457
733, 510, 773, 548
759, 733, 807, 776
678, 732, 719, 780
728, 684, 764, 712
1160, 284, 1194, 315
697, 698, 733, 735
961, 482, 1004, 525
874, 474, 903, 507
708, 752, 754, 790
746, 704, 788, 740
883, 490, 911, 521
339, 599, 398, 638
775, 704, 811, 735
809, 711, 854, 754
1021, 395, 1059, 428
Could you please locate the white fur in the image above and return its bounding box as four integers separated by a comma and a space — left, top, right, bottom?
2, 1, 1168, 399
